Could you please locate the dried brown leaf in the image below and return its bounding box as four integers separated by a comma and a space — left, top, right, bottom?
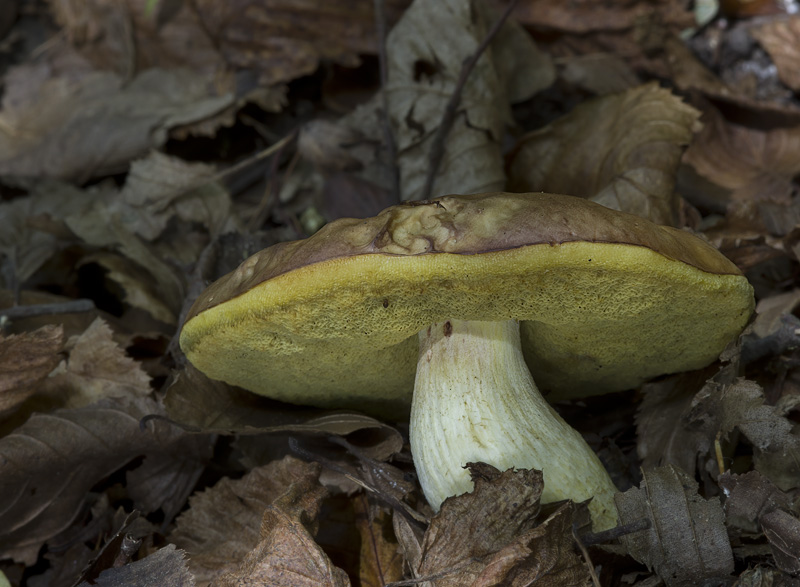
354, 497, 404, 587
51, 0, 409, 91
0, 181, 95, 283
719, 471, 792, 534
414, 463, 544, 586
751, 16, 800, 93
760, 509, 800, 574
681, 105, 800, 228
0, 396, 194, 564
472, 503, 590, 587
170, 457, 320, 584
36, 317, 151, 410
340, 0, 553, 201
0, 325, 63, 417
166, 365, 402, 460
559, 53, 641, 96
0, 67, 231, 182
615, 465, 734, 587
76, 544, 195, 587
117, 151, 234, 240
508, 83, 699, 225
213, 467, 349, 587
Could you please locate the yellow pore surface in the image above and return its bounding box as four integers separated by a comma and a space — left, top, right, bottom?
180, 240, 754, 415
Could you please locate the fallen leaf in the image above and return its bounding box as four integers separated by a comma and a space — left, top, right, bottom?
0, 325, 63, 418
0, 396, 198, 564
751, 16, 800, 92
34, 317, 151, 410
213, 466, 349, 586
339, 0, 553, 201
51, 0, 410, 91
719, 471, 792, 534
169, 456, 321, 585
507, 83, 699, 225
0, 180, 95, 283
0, 66, 232, 182
472, 502, 589, 587
354, 496, 404, 587
116, 151, 235, 241
165, 365, 402, 461
760, 509, 800, 575
76, 544, 195, 587
414, 463, 544, 586
615, 465, 734, 587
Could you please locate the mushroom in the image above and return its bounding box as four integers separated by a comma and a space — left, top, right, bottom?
180, 192, 754, 530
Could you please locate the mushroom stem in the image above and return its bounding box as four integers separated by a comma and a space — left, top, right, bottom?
410, 319, 618, 530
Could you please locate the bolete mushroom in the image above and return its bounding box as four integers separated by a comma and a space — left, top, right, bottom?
180, 192, 754, 530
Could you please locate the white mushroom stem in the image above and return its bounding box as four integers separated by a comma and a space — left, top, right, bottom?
410, 319, 618, 530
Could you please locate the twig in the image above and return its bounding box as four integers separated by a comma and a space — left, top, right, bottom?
578, 517, 651, 547
419, 0, 520, 201
374, 0, 400, 203
288, 437, 428, 525
572, 523, 601, 587
0, 298, 95, 320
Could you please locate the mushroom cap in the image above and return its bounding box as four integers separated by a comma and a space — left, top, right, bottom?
180, 192, 754, 415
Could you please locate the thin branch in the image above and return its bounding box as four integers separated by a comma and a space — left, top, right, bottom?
0, 299, 95, 321
419, 0, 520, 201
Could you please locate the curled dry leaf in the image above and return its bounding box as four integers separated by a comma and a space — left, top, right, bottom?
681, 104, 800, 230
51, 0, 410, 93
719, 471, 792, 535
35, 317, 151, 410
760, 509, 800, 574
507, 83, 699, 225
76, 544, 194, 587
0, 180, 95, 283
750, 16, 800, 93
0, 67, 232, 182
412, 463, 548, 586
615, 465, 734, 587
116, 151, 234, 241
0, 324, 63, 418
353, 496, 404, 587
340, 0, 553, 201
0, 396, 200, 565
165, 365, 402, 461
213, 466, 349, 587
170, 456, 321, 585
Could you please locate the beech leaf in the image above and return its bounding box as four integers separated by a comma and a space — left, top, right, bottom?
0, 325, 63, 418
615, 465, 734, 586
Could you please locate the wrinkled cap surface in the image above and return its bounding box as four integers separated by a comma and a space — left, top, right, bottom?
180, 192, 754, 415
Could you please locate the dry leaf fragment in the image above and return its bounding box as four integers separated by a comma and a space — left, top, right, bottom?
354, 496, 404, 587
36, 317, 151, 410
170, 456, 321, 585
507, 83, 699, 225
0, 67, 232, 182
76, 544, 195, 587
473, 502, 590, 587
719, 471, 792, 535
0, 324, 63, 417
614, 465, 734, 587
751, 16, 800, 93
760, 509, 800, 575
165, 365, 403, 460
339, 0, 553, 201
0, 396, 198, 565
213, 467, 349, 587
414, 463, 544, 586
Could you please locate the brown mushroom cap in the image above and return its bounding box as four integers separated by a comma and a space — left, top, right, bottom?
180, 192, 754, 415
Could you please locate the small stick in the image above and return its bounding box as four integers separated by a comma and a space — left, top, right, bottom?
0, 298, 95, 320
419, 0, 520, 201
578, 517, 651, 547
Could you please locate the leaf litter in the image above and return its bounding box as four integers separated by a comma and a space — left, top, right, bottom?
2, 0, 800, 585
